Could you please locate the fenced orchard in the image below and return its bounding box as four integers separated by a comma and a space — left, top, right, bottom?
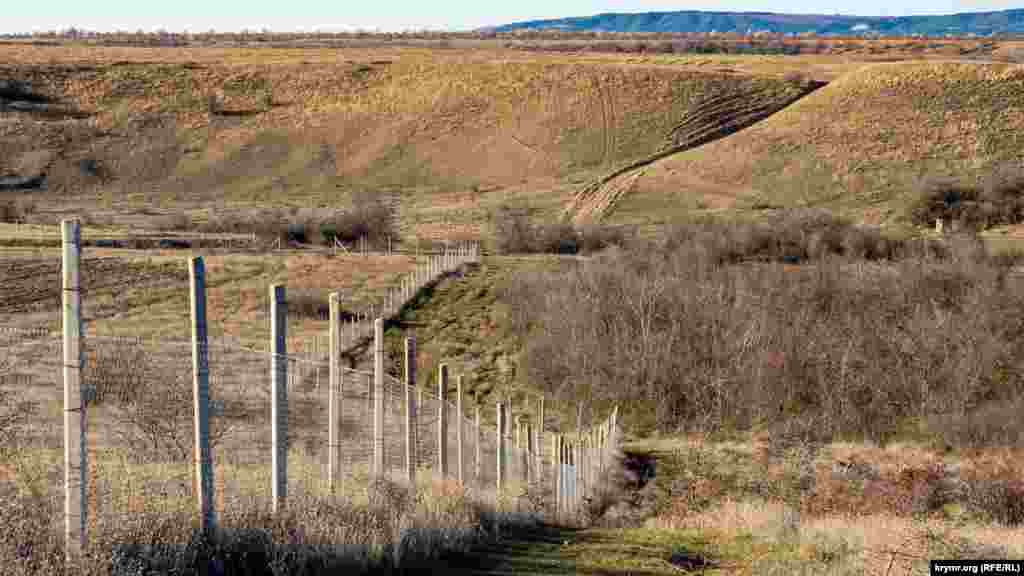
0, 219, 620, 566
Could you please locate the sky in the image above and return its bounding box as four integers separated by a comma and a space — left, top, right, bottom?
3, 1, 1021, 34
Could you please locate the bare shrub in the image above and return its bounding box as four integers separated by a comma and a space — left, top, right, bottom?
87, 345, 236, 463
491, 203, 536, 254
0, 387, 35, 459
0, 198, 36, 224
501, 211, 1024, 444
150, 212, 192, 231
289, 288, 330, 321
962, 472, 1024, 526
491, 203, 625, 255
319, 190, 395, 247
908, 168, 1024, 231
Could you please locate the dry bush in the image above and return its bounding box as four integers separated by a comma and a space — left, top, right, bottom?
149, 212, 193, 231
501, 214, 1024, 445
197, 210, 304, 243
491, 203, 536, 254
318, 190, 395, 247
288, 288, 331, 321
0, 387, 36, 459
660, 210, 909, 264
490, 203, 625, 255
908, 168, 1024, 231
197, 211, 283, 239
0, 198, 37, 224
86, 346, 237, 463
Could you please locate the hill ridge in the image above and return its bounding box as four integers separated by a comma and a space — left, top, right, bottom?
491, 8, 1024, 37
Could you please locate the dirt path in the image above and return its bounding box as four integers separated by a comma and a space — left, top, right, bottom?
437, 524, 582, 575
435, 521, 711, 576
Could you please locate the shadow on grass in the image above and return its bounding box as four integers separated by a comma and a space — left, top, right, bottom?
435, 524, 583, 576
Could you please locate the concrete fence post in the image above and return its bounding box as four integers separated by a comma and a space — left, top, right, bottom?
496, 402, 505, 494
610, 405, 619, 451
270, 284, 288, 512
474, 405, 481, 486
405, 337, 417, 487
525, 422, 534, 484
373, 318, 385, 479
574, 440, 581, 512
456, 375, 464, 485
561, 438, 567, 515
189, 257, 216, 536
553, 434, 560, 517
536, 395, 544, 490
328, 293, 341, 494
62, 219, 87, 563
417, 386, 423, 429
438, 364, 449, 478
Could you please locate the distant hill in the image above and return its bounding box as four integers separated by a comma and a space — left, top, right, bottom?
491, 9, 1024, 37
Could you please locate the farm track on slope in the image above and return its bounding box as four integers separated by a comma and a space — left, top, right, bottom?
565, 81, 827, 226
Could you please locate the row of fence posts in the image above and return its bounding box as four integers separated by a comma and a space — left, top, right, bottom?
266, 239, 479, 406
58, 218, 615, 565
552, 406, 618, 521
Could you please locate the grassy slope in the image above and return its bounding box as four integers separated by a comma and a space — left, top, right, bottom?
609, 61, 1024, 231
2, 46, 808, 241
379, 256, 571, 424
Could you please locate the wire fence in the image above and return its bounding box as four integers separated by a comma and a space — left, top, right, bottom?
0, 221, 623, 563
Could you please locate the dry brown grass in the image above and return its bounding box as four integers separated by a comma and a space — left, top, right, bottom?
0, 446, 537, 575
641, 435, 1024, 575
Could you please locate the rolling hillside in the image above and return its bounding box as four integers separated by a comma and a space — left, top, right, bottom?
605, 61, 1024, 229
493, 8, 1024, 37
0, 45, 811, 241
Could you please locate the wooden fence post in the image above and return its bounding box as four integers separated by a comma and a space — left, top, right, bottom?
405, 337, 417, 486
270, 284, 288, 512
190, 257, 216, 535
438, 364, 448, 478
328, 293, 341, 494
373, 318, 384, 479
456, 375, 465, 485
62, 219, 86, 563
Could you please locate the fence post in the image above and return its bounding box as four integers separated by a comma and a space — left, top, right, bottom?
328, 293, 341, 494
189, 257, 216, 535
554, 435, 562, 519
574, 440, 581, 513
474, 404, 481, 486
456, 375, 464, 485
405, 337, 417, 487
373, 318, 384, 479
525, 422, 534, 485
270, 284, 288, 512
438, 364, 448, 478
62, 219, 86, 563
536, 395, 544, 491
496, 402, 505, 495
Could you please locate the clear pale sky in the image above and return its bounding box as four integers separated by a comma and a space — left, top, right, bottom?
3, 1, 1020, 34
